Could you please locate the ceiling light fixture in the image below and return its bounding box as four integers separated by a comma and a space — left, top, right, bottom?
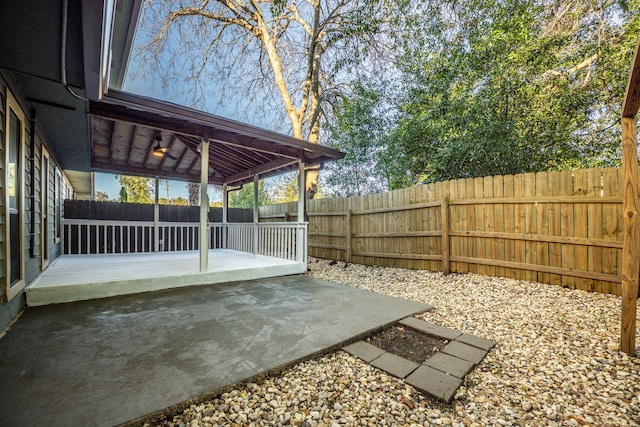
153, 135, 167, 157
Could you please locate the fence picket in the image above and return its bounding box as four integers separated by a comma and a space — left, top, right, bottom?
587, 168, 604, 293
548, 170, 562, 286
492, 176, 505, 278
574, 169, 589, 291
536, 172, 549, 284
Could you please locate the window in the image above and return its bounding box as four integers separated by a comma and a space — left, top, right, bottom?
3, 91, 26, 301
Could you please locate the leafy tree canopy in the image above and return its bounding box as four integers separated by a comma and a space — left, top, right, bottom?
116, 175, 154, 203
377, 0, 640, 188
229, 181, 272, 208
319, 0, 640, 192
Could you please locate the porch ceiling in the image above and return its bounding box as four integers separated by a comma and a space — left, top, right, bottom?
89, 90, 345, 186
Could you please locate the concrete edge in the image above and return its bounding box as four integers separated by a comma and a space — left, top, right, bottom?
26, 263, 306, 307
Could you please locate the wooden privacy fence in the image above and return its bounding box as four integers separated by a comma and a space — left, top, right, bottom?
260, 167, 626, 295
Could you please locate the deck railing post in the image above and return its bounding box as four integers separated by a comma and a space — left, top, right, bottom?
199, 138, 210, 273
253, 175, 259, 255
222, 183, 228, 249
297, 161, 306, 265
154, 176, 160, 252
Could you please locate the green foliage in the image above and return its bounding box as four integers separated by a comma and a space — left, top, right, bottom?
322, 82, 389, 197
229, 181, 272, 209
187, 182, 200, 206
379, 0, 640, 188
116, 175, 153, 203
269, 173, 300, 204
95, 191, 109, 202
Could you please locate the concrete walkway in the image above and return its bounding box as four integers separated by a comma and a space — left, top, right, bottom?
0, 275, 428, 426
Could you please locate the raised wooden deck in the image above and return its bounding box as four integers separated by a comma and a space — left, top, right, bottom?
26, 249, 304, 306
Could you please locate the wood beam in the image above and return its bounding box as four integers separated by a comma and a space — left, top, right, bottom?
623, 36, 640, 118
621, 116, 639, 356
92, 161, 223, 184
224, 158, 299, 186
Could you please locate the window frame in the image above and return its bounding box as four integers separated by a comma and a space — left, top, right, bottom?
3, 90, 26, 302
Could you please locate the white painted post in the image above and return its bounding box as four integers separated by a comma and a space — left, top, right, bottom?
297, 161, 306, 266
222, 183, 228, 249
154, 176, 160, 252
199, 138, 210, 272
253, 174, 259, 255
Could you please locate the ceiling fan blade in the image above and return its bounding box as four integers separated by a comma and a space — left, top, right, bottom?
166, 152, 177, 161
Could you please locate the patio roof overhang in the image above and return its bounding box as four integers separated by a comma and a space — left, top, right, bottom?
89, 90, 345, 186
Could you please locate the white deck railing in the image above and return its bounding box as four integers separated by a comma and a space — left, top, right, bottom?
61, 219, 306, 262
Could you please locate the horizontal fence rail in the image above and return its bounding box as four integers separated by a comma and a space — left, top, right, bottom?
61, 219, 306, 263
259, 167, 628, 296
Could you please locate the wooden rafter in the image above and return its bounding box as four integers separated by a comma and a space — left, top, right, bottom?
88, 90, 344, 187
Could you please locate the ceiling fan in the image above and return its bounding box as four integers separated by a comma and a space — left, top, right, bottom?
152, 135, 177, 160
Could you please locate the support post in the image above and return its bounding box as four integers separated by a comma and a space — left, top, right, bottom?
346, 198, 352, 262
253, 174, 259, 255
441, 196, 451, 274
154, 176, 160, 252
222, 183, 228, 249
621, 116, 639, 356
297, 161, 306, 265
199, 138, 210, 273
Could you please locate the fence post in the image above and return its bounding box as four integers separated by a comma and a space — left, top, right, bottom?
621, 116, 639, 355
346, 198, 353, 262
441, 196, 451, 274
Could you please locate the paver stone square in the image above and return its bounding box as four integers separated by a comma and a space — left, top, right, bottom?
342, 341, 385, 362
441, 341, 487, 365
399, 317, 462, 340
456, 333, 496, 351
370, 352, 419, 379
405, 365, 462, 402
423, 352, 475, 379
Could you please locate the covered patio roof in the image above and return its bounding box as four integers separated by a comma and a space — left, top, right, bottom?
90, 90, 344, 186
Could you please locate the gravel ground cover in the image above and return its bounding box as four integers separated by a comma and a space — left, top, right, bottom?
143, 258, 640, 427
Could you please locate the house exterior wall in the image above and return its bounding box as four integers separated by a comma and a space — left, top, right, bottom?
0, 73, 65, 330
24, 125, 42, 284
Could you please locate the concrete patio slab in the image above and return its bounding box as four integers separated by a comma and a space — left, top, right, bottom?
0, 275, 428, 427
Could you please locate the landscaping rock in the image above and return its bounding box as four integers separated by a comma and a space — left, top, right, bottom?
145, 258, 640, 427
